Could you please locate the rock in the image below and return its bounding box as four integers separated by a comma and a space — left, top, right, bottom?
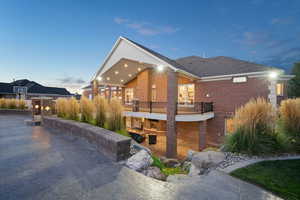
166, 174, 192, 183
191, 151, 225, 169
188, 164, 201, 176
187, 150, 196, 161
181, 161, 191, 172
126, 150, 153, 171
143, 166, 166, 181
162, 158, 180, 168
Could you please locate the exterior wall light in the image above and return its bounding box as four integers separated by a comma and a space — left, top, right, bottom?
269, 71, 278, 79
35, 105, 39, 109
157, 65, 164, 72
97, 76, 102, 81
106, 77, 110, 81
45, 106, 50, 111
115, 71, 119, 75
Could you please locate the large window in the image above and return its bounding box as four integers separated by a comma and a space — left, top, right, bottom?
276, 83, 284, 96
125, 88, 134, 103
178, 84, 194, 105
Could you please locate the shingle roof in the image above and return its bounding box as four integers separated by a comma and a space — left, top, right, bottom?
0, 79, 71, 96
124, 37, 279, 77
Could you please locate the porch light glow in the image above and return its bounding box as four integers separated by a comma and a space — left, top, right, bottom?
269, 71, 278, 79
106, 77, 110, 81
157, 65, 164, 72
35, 105, 39, 109
115, 71, 119, 75
138, 67, 141, 71
124, 64, 128, 68
128, 74, 132, 77
45, 106, 50, 111
97, 76, 102, 81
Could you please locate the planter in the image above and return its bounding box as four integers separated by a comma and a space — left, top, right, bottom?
42, 116, 131, 161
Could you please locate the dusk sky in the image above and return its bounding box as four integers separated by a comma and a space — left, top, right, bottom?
1, 0, 300, 93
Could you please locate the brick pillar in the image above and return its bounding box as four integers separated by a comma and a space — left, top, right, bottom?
166, 69, 178, 158
92, 80, 99, 98
199, 120, 207, 150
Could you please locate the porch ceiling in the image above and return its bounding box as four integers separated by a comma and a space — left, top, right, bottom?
96, 58, 155, 85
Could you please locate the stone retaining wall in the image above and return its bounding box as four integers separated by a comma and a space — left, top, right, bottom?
0, 109, 31, 115
42, 116, 131, 161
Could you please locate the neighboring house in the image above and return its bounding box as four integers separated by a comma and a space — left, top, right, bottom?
88, 36, 293, 158
0, 79, 72, 100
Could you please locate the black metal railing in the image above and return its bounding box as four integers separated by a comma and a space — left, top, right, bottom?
123, 101, 213, 114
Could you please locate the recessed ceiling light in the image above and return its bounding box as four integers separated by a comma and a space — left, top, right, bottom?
138, 67, 141, 71
106, 77, 110, 80
128, 74, 132, 77
97, 76, 102, 81
124, 64, 128, 68
120, 79, 124, 82
157, 65, 164, 72
115, 71, 119, 74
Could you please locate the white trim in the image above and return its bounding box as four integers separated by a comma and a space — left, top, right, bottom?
199, 71, 281, 81
123, 111, 214, 122
27, 93, 72, 97
92, 36, 200, 82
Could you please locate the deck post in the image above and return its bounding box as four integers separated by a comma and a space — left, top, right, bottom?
166, 69, 178, 158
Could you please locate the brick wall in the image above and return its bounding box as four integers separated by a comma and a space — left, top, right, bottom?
195, 77, 271, 145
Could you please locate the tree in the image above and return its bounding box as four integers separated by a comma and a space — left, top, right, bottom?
288, 62, 300, 98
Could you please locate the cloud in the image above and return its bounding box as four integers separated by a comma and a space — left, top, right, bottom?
236, 31, 269, 46
271, 17, 294, 25
57, 77, 86, 84
114, 17, 128, 24
259, 47, 300, 70
114, 17, 179, 36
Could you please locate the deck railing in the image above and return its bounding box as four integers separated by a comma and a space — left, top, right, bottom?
123, 101, 213, 114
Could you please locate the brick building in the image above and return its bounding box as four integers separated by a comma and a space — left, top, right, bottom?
84, 36, 293, 158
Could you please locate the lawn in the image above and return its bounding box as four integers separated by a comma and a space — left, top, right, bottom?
230, 159, 300, 200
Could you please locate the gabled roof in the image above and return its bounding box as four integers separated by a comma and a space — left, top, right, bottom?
94, 36, 282, 81
0, 79, 71, 96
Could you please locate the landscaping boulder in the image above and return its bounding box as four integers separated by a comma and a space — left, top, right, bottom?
142, 166, 166, 181
181, 161, 192, 172
161, 158, 180, 168
189, 151, 225, 176
126, 150, 153, 171
166, 174, 192, 183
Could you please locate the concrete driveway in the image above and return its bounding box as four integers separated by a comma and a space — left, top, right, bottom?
0, 114, 281, 200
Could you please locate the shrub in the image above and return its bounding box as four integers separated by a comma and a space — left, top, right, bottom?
80, 96, 94, 123
93, 95, 108, 127
106, 98, 123, 131
66, 97, 80, 120
224, 98, 278, 155
0, 98, 6, 108
278, 98, 300, 152
18, 99, 26, 110
56, 98, 68, 118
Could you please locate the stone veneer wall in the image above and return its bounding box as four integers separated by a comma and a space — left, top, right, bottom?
0, 109, 31, 115
42, 116, 131, 161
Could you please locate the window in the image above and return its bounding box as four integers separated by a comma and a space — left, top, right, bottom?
276, 83, 284, 96
125, 88, 134, 103
178, 84, 194, 105
151, 84, 156, 101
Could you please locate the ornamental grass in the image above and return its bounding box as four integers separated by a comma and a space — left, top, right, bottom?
93, 95, 108, 127
66, 97, 80, 120
80, 96, 95, 123
0, 98, 7, 108
56, 98, 68, 118
224, 97, 279, 155
106, 98, 123, 131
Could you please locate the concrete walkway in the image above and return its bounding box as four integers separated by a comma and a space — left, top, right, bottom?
0, 114, 282, 200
